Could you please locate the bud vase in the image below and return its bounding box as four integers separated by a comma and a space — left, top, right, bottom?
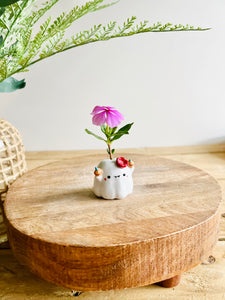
93, 157, 134, 200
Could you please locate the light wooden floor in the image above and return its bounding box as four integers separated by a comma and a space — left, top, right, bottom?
1, 145, 225, 299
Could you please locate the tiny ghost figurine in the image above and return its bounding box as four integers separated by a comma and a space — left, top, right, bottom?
93, 157, 134, 200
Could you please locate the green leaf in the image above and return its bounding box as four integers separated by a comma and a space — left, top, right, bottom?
85, 129, 106, 142
0, 0, 21, 7
107, 147, 115, 155
0, 8, 5, 16
29, 0, 59, 27
94, 1, 119, 12
0, 77, 26, 92
0, 36, 3, 46
111, 132, 129, 141
111, 127, 117, 135
116, 123, 134, 135
0, 19, 8, 30
111, 122, 134, 142
100, 125, 107, 134
0, 58, 7, 79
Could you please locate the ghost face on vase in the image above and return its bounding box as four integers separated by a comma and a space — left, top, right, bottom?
93, 158, 134, 199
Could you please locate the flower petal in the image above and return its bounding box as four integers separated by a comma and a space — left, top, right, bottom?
105, 109, 124, 127
92, 111, 106, 126
111, 110, 124, 122
103, 106, 116, 111
91, 105, 124, 127
91, 106, 105, 115
106, 111, 122, 127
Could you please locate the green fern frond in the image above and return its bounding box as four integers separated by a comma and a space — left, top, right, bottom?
2, 0, 33, 46
87, 0, 119, 12
33, 19, 209, 64
39, 31, 65, 59
17, 0, 112, 65
18, 16, 52, 66
0, 58, 7, 81
0, 0, 210, 90
0, 18, 8, 29
44, 0, 109, 38
28, 0, 59, 26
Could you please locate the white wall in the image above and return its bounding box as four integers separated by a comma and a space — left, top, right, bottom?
1, 0, 225, 151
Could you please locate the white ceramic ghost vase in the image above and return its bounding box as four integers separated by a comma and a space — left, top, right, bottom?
93, 157, 134, 199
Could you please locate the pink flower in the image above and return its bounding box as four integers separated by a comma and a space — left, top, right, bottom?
91, 106, 124, 128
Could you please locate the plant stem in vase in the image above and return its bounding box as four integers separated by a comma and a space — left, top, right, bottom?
86, 105, 134, 199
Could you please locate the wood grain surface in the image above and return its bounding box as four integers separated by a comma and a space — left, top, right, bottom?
4, 153, 222, 291
0, 241, 224, 300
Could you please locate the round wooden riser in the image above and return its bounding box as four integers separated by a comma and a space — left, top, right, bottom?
4, 154, 222, 291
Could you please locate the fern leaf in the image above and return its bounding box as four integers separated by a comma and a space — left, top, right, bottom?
0, 0, 209, 85
18, 16, 52, 66
39, 31, 65, 58
2, 0, 32, 46
0, 58, 7, 81
21, 0, 112, 63
44, 0, 111, 38
89, 0, 118, 12
23, 0, 59, 27
0, 18, 8, 29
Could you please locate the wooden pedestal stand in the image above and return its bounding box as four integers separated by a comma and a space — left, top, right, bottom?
4, 154, 221, 292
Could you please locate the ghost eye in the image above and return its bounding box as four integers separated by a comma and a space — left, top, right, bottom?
123, 174, 126, 176
107, 176, 111, 179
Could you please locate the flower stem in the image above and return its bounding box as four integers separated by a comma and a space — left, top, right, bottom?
107, 143, 112, 160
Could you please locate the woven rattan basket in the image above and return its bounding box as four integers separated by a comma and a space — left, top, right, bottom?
0, 119, 27, 193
